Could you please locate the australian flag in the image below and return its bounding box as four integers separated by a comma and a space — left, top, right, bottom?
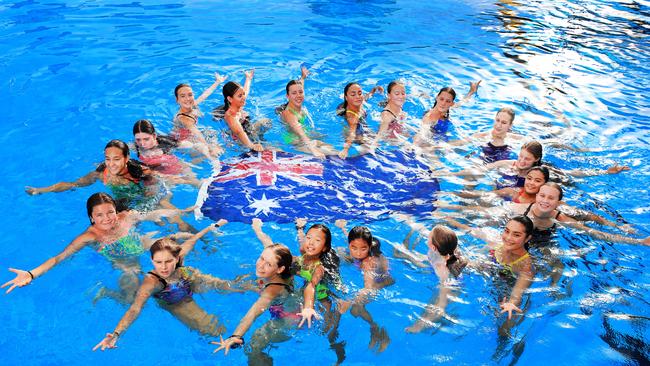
197, 149, 439, 224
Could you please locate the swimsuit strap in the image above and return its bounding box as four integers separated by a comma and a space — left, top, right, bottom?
148, 271, 168, 288
178, 112, 197, 122
508, 252, 530, 267
523, 202, 534, 216
263, 282, 294, 293
555, 210, 562, 219
382, 109, 397, 118
287, 106, 304, 120
345, 109, 362, 119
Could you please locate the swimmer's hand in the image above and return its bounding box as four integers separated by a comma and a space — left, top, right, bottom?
2, 268, 34, 294
298, 307, 322, 328
25, 186, 42, 195
214, 219, 228, 228
641, 236, 650, 246
338, 300, 352, 314
469, 80, 482, 95
606, 164, 630, 174
337, 149, 349, 159
250, 143, 264, 152
308, 143, 326, 159
251, 218, 263, 231
295, 218, 307, 230
92, 332, 118, 351
212, 335, 243, 356
500, 297, 522, 320
619, 224, 637, 235
334, 219, 347, 231
214, 72, 226, 85
300, 66, 310, 80
244, 69, 255, 80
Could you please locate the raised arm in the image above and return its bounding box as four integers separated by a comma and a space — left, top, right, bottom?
364, 85, 384, 101
2, 231, 95, 294
195, 72, 227, 105
25, 170, 99, 195
93, 276, 158, 351
251, 218, 274, 248
179, 219, 228, 258
452, 80, 481, 108
243, 69, 254, 97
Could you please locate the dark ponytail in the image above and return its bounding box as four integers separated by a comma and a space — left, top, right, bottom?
222, 81, 242, 111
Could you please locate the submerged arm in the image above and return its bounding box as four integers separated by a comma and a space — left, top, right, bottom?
26, 171, 99, 195
179, 219, 227, 258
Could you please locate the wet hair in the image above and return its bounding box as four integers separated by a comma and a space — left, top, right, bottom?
174, 83, 191, 99
497, 107, 516, 124
86, 192, 117, 224
306, 224, 340, 286
150, 238, 183, 269
97, 139, 150, 182
430, 225, 466, 278
337, 82, 361, 116
222, 81, 242, 110
431, 87, 457, 119
542, 182, 564, 201
521, 140, 543, 166
285, 79, 302, 94
379, 80, 404, 107
348, 226, 382, 257
132, 119, 156, 136
527, 166, 550, 183
268, 244, 294, 279
509, 215, 535, 237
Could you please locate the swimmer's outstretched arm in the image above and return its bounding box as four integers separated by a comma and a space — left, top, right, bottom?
93, 276, 158, 351
178, 219, 228, 258
298, 265, 325, 328
559, 164, 630, 177
129, 205, 195, 225
2, 231, 95, 293
251, 218, 274, 248
25, 171, 99, 195
501, 257, 533, 320
560, 221, 650, 246
212, 286, 280, 355
190, 268, 252, 293
406, 284, 453, 333
195, 72, 226, 105
242, 69, 254, 98
364, 85, 384, 101
295, 218, 307, 252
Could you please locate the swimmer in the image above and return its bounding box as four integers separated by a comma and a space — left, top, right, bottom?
25, 140, 155, 210
278, 66, 337, 158
172, 72, 225, 158
93, 228, 249, 351
217, 70, 270, 152
370, 80, 411, 150
336, 82, 384, 159
132, 119, 200, 187
414, 81, 481, 145
334, 220, 393, 353
2, 193, 196, 300
212, 244, 299, 365
395, 219, 467, 333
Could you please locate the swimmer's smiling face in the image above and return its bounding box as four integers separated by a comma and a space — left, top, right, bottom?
524, 170, 546, 195
287, 83, 305, 107
91, 202, 118, 231
435, 91, 455, 113
256, 248, 284, 279
134, 132, 157, 150
104, 146, 128, 176
501, 220, 530, 253
387, 84, 406, 107
535, 185, 561, 213
176, 86, 195, 110
303, 228, 327, 257
349, 238, 371, 260
228, 87, 247, 109
516, 148, 539, 170
345, 84, 364, 109
152, 249, 179, 279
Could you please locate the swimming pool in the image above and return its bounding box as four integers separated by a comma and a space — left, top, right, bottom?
1, 0, 649, 365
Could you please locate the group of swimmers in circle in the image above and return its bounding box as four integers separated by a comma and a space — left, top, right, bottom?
5, 65, 649, 364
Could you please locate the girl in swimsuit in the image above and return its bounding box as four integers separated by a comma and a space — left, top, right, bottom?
2, 193, 198, 300
278, 66, 336, 158
334, 220, 393, 353
414, 81, 481, 146
213, 244, 300, 365
219, 70, 270, 152
395, 219, 467, 333
172, 72, 225, 159
370, 80, 410, 149
132, 119, 200, 187
93, 225, 247, 351
25, 140, 155, 209
336, 82, 384, 159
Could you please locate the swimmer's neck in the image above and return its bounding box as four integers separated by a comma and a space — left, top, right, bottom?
531, 204, 553, 219
386, 101, 403, 114
346, 104, 362, 113
227, 104, 244, 114
288, 101, 302, 111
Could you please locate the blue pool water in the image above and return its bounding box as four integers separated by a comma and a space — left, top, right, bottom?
1, 0, 649, 365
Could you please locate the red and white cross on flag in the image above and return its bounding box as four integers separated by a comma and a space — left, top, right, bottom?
215, 150, 324, 186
